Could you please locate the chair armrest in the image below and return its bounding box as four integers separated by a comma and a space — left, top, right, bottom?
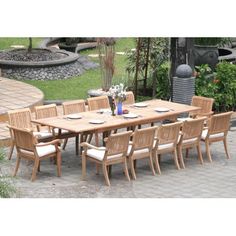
36, 139, 61, 147
80, 142, 106, 150
7, 125, 33, 133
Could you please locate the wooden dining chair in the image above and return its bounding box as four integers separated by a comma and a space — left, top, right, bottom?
62, 100, 92, 153
153, 122, 182, 173
35, 104, 58, 132
177, 117, 206, 168
127, 126, 157, 180
9, 126, 61, 181
81, 131, 132, 186
35, 104, 79, 154
7, 108, 53, 160
178, 96, 214, 122
87, 96, 110, 111
201, 111, 233, 162
123, 91, 135, 105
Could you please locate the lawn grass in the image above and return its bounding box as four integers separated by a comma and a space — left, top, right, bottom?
24, 38, 136, 100
0, 37, 42, 50
0, 37, 137, 100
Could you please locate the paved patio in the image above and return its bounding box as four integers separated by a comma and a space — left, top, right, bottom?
1, 126, 236, 198
0, 76, 44, 147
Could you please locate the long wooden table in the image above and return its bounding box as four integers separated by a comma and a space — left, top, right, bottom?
32, 99, 200, 145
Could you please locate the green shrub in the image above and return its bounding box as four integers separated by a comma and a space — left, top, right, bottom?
155, 62, 170, 100
0, 148, 15, 198
195, 62, 236, 111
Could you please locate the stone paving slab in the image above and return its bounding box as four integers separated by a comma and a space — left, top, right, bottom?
1, 129, 236, 198
0, 77, 44, 120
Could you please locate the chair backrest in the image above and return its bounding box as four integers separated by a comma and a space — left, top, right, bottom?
87, 96, 110, 111
8, 108, 33, 129
62, 100, 86, 115
132, 126, 157, 150
208, 111, 233, 135
105, 131, 132, 157
123, 91, 135, 105
35, 104, 58, 119
156, 122, 182, 145
10, 126, 35, 152
190, 96, 214, 117
181, 117, 206, 140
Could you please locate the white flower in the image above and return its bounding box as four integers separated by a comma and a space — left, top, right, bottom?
109, 83, 127, 102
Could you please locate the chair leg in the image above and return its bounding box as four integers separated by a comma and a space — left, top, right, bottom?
148, 154, 156, 175
56, 152, 62, 177
31, 158, 40, 181
173, 149, 180, 170
153, 152, 161, 175
196, 144, 204, 164
223, 138, 230, 159
62, 138, 68, 150
123, 158, 130, 181
38, 161, 41, 172
102, 164, 110, 186
13, 155, 21, 176
177, 146, 185, 169
129, 157, 137, 180
8, 141, 15, 160
81, 153, 86, 180
158, 154, 161, 163
205, 140, 212, 162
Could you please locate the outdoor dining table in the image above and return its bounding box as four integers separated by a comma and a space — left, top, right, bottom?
32, 99, 200, 146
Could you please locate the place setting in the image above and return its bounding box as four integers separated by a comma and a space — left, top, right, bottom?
154, 107, 173, 113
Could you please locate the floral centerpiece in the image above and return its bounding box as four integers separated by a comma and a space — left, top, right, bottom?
108, 83, 127, 115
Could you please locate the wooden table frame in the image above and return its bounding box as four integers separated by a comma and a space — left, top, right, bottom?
32, 99, 200, 146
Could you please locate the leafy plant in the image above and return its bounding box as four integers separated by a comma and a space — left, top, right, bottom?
125, 38, 170, 97
194, 37, 230, 47
155, 62, 170, 100
0, 148, 15, 198
195, 62, 236, 111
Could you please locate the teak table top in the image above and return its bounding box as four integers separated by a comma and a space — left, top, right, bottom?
32, 99, 200, 134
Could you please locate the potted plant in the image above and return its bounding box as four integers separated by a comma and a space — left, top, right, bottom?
193, 37, 229, 70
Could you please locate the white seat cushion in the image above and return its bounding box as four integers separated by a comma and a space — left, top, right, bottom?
87, 147, 122, 161
201, 129, 224, 140
33, 131, 53, 139
158, 143, 174, 150
177, 117, 193, 122
177, 133, 198, 144
127, 145, 149, 156
36, 143, 57, 157
182, 137, 198, 144
19, 143, 57, 158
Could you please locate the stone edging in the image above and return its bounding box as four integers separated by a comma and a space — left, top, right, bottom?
0, 48, 79, 68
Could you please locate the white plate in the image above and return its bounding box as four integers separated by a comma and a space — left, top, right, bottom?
134, 103, 148, 107
123, 113, 138, 118
89, 119, 105, 124
154, 107, 170, 112
66, 114, 82, 119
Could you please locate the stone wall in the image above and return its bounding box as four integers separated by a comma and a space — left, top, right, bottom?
1, 55, 99, 81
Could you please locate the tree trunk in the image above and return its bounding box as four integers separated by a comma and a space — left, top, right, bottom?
28, 37, 32, 53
